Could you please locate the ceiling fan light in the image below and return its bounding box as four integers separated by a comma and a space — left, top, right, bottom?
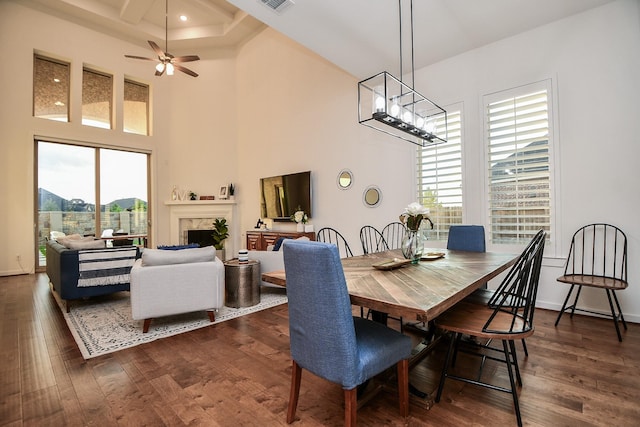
166, 63, 174, 75
155, 63, 164, 73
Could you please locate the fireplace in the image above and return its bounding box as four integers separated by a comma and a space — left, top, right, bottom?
187, 229, 215, 248
166, 200, 237, 260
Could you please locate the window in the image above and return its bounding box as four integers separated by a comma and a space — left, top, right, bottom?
124, 79, 149, 135
33, 54, 70, 122
36, 140, 149, 268
82, 68, 113, 129
417, 106, 462, 241
485, 81, 552, 245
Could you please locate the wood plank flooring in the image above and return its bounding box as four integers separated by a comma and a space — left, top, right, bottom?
1, 273, 639, 426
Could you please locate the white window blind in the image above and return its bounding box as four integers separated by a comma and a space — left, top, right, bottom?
486, 83, 551, 245
417, 107, 462, 241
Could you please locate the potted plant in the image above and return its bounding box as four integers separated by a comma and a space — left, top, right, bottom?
212, 218, 229, 260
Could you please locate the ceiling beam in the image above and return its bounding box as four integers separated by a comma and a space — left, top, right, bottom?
120, 0, 155, 25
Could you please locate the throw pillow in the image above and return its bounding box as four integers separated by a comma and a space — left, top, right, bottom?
157, 243, 200, 250
65, 238, 106, 250
142, 245, 216, 266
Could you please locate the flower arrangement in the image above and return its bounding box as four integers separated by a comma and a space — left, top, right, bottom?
290, 208, 308, 224
399, 202, 431, 231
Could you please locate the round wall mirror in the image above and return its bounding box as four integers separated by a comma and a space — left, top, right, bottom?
337, 169, 353, 190
363, 185, 382, 207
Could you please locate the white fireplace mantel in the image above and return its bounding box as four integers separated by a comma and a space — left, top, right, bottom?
165, 200, 237, 259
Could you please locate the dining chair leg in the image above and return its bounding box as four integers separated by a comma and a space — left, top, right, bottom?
521, 339, 529, 357
502, 340, 523, 427
555, 284, 577, 326
397, 359, 409, 417
344, 388, 357, 427
287, 361, 302, 424
435, 333, 457, 403
569, 286, 583, 317
611, 290, 628, 330
606, 289, 626, 342
508, 340, 523, 386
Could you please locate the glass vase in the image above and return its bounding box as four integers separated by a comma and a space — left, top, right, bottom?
401, 229, 424, 264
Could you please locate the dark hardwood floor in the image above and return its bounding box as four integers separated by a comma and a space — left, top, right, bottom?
2, 273, 639, 426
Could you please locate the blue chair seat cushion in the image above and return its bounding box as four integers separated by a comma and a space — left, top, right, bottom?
352, 317, 412, 387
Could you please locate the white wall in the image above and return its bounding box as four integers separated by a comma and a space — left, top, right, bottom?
416, 0, 640, 319
2, 0, 639, 323
234, 28, 415, 253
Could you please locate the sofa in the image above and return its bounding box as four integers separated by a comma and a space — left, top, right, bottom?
130, 246, 225, 332
247, 250, 285, 287
46, 239, 140, 312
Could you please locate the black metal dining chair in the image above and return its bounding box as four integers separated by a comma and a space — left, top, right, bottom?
381, 222, 406, 250
555, 223, 629, 341
359, 225, 389, 255
316, 227, 354, 258
435, 230, 546, 427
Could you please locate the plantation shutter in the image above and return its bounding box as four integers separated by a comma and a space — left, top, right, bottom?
486, 84, 551, 244
417, 107, 462, 241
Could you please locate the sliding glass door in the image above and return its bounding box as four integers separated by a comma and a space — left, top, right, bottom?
36, 140, 149, 269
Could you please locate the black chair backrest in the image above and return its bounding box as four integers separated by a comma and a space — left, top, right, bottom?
564, 223, 627, 282
316, 227, 354, 258
359, 225, 389, 255
484, 229, 546, 335
381, 222, 406, 250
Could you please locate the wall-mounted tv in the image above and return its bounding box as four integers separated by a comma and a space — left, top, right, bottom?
260, 171, 312, 221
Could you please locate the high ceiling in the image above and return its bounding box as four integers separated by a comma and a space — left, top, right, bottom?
18, 0, 616, 78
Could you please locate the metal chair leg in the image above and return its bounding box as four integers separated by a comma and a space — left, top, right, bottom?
502, 340, 523, 427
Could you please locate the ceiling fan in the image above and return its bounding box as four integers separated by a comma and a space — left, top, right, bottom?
124, 0, 200, 77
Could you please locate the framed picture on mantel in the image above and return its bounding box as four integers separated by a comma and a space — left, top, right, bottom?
219, 185, 228, 200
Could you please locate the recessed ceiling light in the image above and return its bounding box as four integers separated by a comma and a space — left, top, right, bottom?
53, 78, 60, 83
179, 15, 187, 22
54, 101, 65, 106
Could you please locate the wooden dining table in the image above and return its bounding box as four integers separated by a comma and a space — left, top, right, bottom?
261, 248, 519, 324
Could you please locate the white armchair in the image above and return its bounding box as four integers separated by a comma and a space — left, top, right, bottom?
130, 246, 225, 332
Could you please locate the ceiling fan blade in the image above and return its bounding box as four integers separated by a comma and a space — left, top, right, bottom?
174, 64, 198, 78
155, 63, 165, 76
173, 55, 200, 63
148, 40, 165, 58
124, 55, 156, 61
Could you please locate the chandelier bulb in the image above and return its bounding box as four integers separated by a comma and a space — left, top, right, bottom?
155, 63, 164, 73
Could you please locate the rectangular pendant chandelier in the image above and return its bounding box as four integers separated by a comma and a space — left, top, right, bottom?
358, 71, 447, 147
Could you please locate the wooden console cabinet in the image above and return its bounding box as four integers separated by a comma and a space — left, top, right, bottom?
246, 230, 316, 251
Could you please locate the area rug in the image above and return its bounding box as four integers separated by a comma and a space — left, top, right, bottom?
55, 288, 287, 359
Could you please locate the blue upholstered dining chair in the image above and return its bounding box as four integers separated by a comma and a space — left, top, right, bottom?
447, 225, 486, 252
282, 239, 412, 426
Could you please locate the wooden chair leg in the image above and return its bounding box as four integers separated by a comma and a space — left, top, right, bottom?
344, 388, 357, 427
397, 359, 409, 417
142, 319, 152, 333
287, 360, 302, 424
207, 311, 215, 322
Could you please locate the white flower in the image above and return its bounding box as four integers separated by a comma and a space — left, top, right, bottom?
292, 210, 307, 224
404, 202, 430, 217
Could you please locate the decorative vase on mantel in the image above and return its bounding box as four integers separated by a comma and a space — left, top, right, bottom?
401, 229, 424, 264
296, 222, 304, 232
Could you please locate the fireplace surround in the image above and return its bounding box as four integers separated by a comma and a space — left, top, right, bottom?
166, 200, 237, 260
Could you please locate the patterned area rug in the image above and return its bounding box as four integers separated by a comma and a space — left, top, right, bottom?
55, 287, 287, 359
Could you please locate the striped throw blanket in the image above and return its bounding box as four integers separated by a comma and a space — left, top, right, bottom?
77, 247, 138, 287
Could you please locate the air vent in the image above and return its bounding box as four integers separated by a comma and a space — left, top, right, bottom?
258, 0, 294, 14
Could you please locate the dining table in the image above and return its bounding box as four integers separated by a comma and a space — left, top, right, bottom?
261, 247, 519, 407
261, 248, 518, 324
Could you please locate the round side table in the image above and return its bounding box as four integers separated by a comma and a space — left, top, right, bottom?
224, 259, 261, 308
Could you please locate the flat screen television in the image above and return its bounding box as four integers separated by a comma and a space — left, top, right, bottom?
260, 171, 312, 221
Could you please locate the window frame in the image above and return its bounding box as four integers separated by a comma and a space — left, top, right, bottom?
416, 103, 463, 242
482, 79, 559, 256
